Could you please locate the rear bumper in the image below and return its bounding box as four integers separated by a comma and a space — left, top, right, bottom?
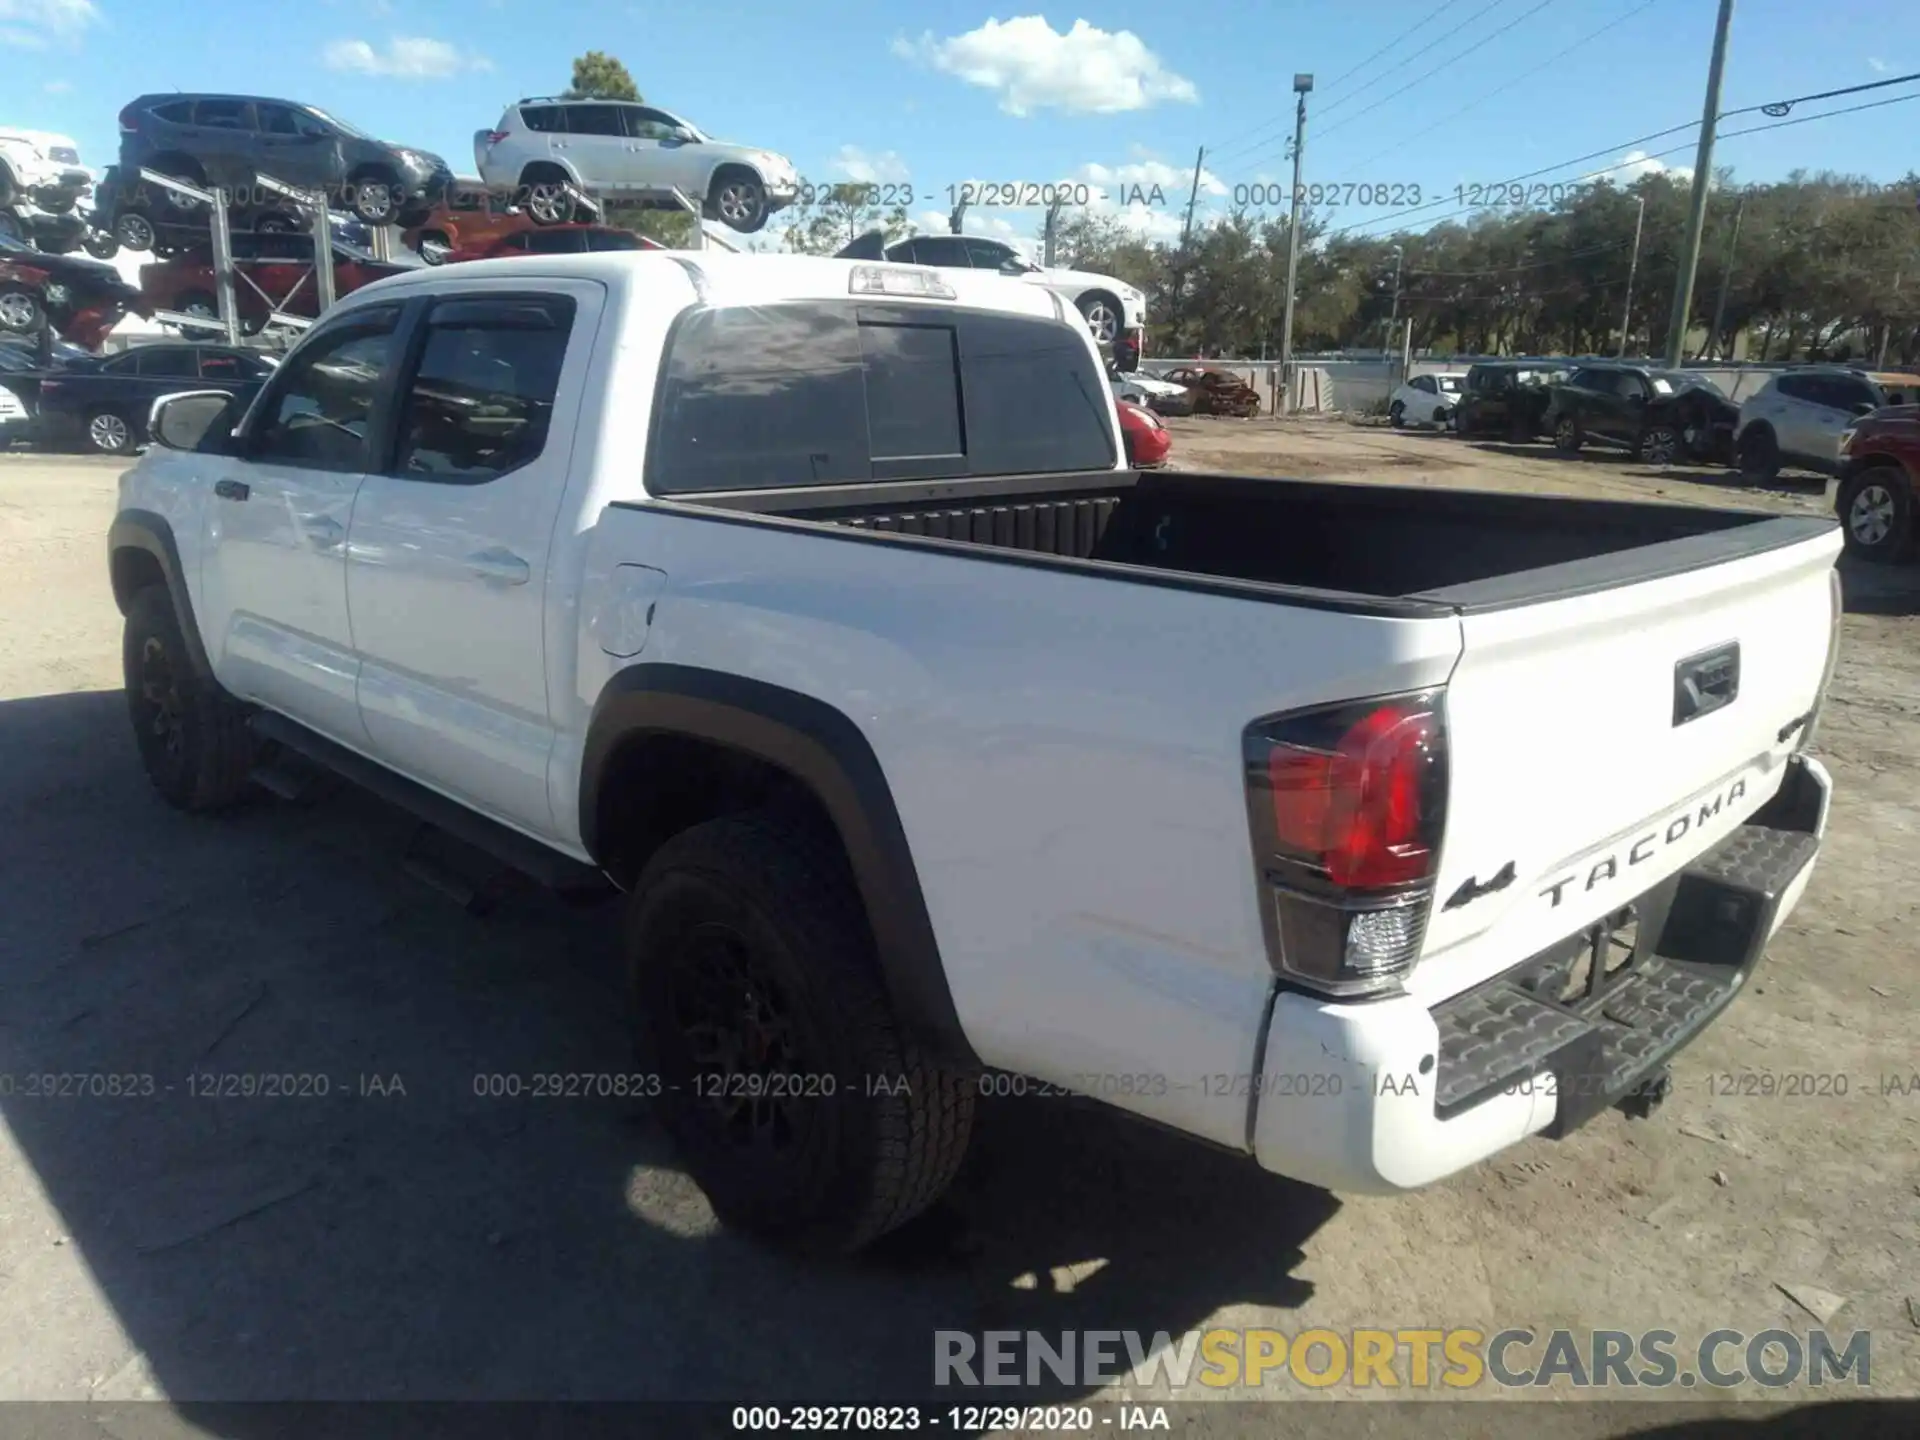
1251, 754, 1830, 1194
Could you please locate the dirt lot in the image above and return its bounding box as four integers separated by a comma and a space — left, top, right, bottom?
0, 428, 1915, 1431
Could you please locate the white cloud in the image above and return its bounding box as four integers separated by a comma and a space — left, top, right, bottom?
1079, 157, 1225, 202
1868, 56, 1888, 72
1587, 149, 1680, 184
832, 145, 910, 185
0, 0, 99, 47
42, 77, 69, 91
323, 35, 493, 78
894, 16, 1196, 116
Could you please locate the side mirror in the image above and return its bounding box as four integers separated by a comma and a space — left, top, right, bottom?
150, 390, 237, 453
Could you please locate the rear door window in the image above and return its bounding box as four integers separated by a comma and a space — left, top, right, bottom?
137, 347, 201, 378
649, 302, 1115, 493
193, 98, 253, 130
520, 106, 564, 134
565, 104, 627, 137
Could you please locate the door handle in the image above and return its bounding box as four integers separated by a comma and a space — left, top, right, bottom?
214, 478, 249, 501
466, 547, 530, 585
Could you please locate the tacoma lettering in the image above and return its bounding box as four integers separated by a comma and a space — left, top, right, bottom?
1540, 778, 1750, 909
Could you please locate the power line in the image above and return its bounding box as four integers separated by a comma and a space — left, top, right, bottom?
1314, 0, 1510, 123
1331, 88, 1920, 240
1723, 69, 1920, 120
1325, 0, 1662, 183
1213, 0, 1466, 166
1314, 0, 1562, 143
1407, 240, 1632, 277
1209, 0, 1471, 164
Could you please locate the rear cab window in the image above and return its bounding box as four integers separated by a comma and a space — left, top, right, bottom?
648, 302, 1116, 493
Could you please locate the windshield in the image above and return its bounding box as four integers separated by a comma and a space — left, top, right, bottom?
1652, 371, 1726, 399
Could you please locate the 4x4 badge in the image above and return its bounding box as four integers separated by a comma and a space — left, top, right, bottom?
1443, 860, 1516, 911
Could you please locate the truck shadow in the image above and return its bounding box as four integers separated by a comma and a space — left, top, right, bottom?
0, 688, 1334, 1421
1838, 556, 1920, 616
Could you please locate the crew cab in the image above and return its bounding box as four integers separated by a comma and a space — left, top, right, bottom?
110, 251, 1842, 1254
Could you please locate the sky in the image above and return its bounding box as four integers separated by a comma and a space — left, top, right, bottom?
7, 0, 1919, 255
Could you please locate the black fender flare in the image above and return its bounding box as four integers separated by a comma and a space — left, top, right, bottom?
580, 663, 979, 1069
108, 508, 215, 680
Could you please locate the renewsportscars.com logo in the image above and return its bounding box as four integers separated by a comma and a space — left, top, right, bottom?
934, 1327, 1873, 1391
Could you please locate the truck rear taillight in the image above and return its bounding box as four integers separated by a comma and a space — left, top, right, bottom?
484, 130, 511, 146
1245, 691, 1448, 998
117, 105, 139, 133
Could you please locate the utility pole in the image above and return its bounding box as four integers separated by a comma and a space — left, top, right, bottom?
1278, 73, 1313, 415
1705, 196, 1745, 361
1179, 145, 1206, 246
1663, 0, 1735, 367
1385, 245, 1404, 366
1171, 145, 1206, 349
1043, 192, 1066, 266
1618, 194, 1647, 357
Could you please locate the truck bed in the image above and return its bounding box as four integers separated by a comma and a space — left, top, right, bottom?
674, 469, 1833, 614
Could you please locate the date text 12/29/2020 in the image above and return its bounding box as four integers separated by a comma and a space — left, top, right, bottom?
794, 180, 1581, 211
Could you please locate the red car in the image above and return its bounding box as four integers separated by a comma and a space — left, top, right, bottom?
0, 234, 147, 348
139, 242, 406, 336
446, 225, 664, 263
402, 181, 538, 265
1117, 398, 1170, 468
1831, 403, 1920, 563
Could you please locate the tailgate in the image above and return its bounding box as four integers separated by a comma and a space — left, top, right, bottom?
1412, 522, 1841, 1002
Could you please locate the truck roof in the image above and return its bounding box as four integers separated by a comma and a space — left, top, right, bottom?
340, 250, 1069, 322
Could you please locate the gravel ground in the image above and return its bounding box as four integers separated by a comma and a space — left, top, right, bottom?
0, 435, 1915, 1436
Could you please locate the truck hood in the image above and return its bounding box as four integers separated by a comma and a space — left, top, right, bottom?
0, 128, 80, 153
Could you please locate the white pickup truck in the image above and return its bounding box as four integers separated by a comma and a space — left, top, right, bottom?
109, 250, 1843, 1253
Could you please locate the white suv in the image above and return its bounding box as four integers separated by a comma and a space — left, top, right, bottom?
0, 126, 91, 213
473, 97, 799, 233
1736, 367, 1920, 480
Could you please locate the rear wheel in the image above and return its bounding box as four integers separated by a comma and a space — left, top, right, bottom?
1738, 425, 1781, 482
173, 289, 224, 339
122, 586, 255, 812
1838, 466, 1915, 564
82, 230, 120, 260
1388, 400, 1406, 429
520, 168, 576, 226
626, 811, 975, 1254
1076, 293, 1122, 348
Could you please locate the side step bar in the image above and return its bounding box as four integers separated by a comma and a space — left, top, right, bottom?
248, 712, 612, 897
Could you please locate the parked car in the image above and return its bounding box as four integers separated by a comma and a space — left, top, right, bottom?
1735, 367, 1920, 482
37, 340, 275, 453
0, 233, 147, 347
0, 126, 90, 212
839, 230, 1148, 368
1453, 360, 1570, 440
1116, 397, 1170, 467
1158, 363, 1262, 417
1112, 367, 1195, 416
0, 374, 27, 444
0, 331, 86, 415
445, 224, 663, 264
118, 93, 452, 227
0, 203, 88, 253
475, 96, 798, 233
402, 179, 532, 265
140, 241, 408, 336
114, 249, 1839, 1255
1544, 364, 1740, 466
1388, 372, 1466, 429
1824, 403, 1919, 563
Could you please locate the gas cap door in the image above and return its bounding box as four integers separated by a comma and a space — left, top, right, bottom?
596, 564, 668, 658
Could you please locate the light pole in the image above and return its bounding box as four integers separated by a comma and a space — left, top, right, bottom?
1618, 194, 1646, 357
1386, 244, 1404, 375
1277, 72, 1313, 415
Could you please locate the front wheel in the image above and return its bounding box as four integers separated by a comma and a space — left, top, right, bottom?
1838, 466, 1916, 564
122, 586, 256, 812
626, 811, 975, 1254
1077, 293, 1121, 348
1388, 400, 1406, 429
1553, 415, 1583, 452
348, 173, 399, 226
707, 173, 768, 233
1637, 423, 1681, 466
113, 210, 157, 252
86, 408, 134, 455
0, 284, 44, 333
83, 230, 120, 260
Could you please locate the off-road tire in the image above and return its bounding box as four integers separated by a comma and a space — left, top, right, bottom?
122, 585, 254, 812
626, 810, 975, 1254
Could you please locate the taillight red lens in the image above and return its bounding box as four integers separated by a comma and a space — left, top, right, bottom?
485, 130, 510, 145
118, 106, 138, 132
1266, 700, 1440, 889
